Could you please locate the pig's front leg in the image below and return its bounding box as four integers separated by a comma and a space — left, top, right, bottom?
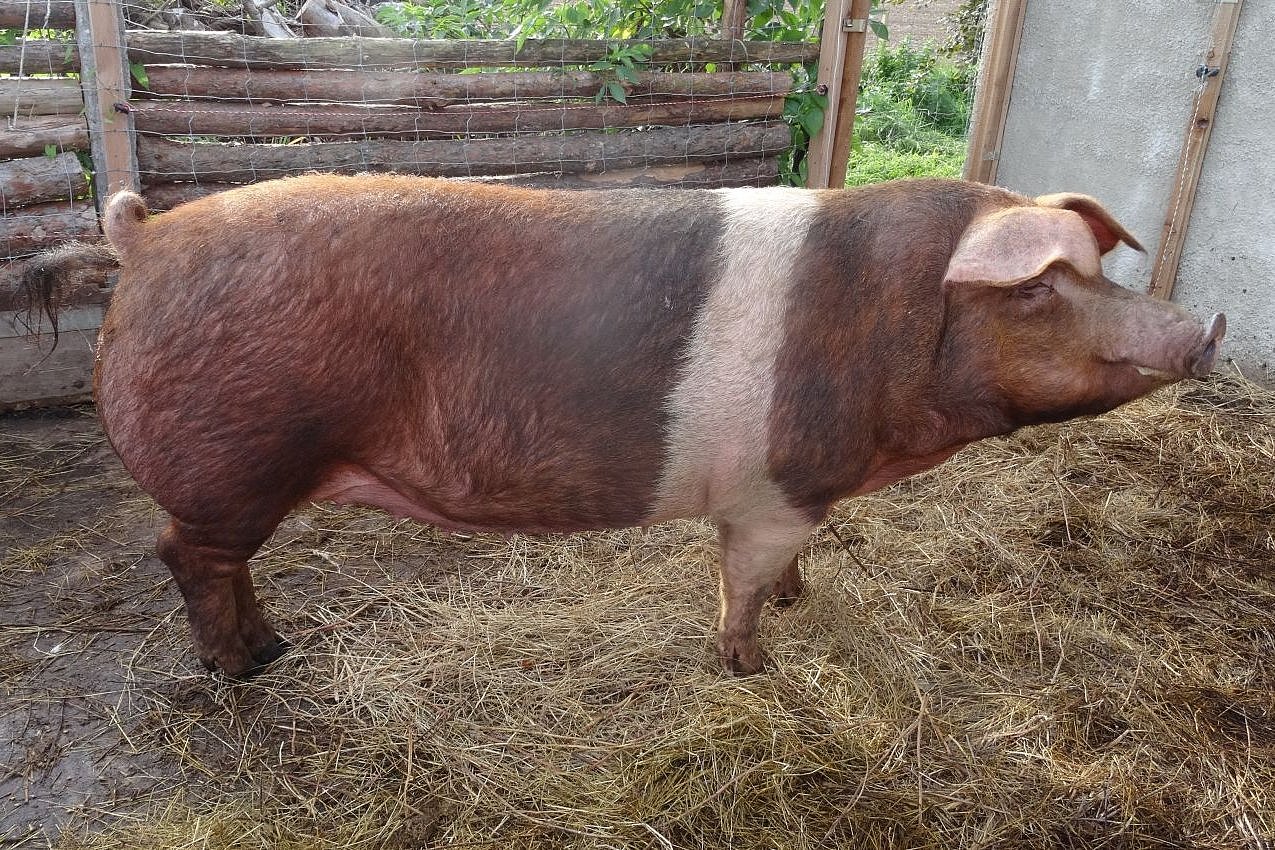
715, 509, 816, 674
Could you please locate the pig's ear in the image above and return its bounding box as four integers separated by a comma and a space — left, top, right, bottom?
1034, 192, 1145, 255
944, 206, 1103, 289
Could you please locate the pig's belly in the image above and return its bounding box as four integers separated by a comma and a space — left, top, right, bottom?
306, 462, 634, 534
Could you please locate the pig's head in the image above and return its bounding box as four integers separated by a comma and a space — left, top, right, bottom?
941, 192, 1226, 426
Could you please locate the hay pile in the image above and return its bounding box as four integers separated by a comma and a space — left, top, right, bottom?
8, 377, 1274, 848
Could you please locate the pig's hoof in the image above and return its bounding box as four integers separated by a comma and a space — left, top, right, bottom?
251, 636, 291, 667
719, 639, 766, 676
770, 577, 805, 609
195, 642, 261, 680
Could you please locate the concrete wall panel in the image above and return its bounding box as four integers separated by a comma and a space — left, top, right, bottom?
991, 0, 1271, 380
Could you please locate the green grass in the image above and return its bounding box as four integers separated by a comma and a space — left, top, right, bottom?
845, 140, 966, 186
843, 40, 973, 186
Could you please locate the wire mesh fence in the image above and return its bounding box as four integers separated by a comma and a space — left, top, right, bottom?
0, 0, 829, 243
0, 0, 986, 407
120, 27, 812, 208
0, 0, 826, 405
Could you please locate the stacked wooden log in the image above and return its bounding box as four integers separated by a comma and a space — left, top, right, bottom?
120, 32, 817, 206
0, 5, 104, 407
0, 39, 95, 258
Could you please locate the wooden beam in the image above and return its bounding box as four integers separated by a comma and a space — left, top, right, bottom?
75, 0, 139, 202
0, 151, 90, 207
1148, 0, 1245, 300
721, 0, 746, 41
0, 199, 99, 257
962, 0, 1028, 183
806, 0, 851, 188
136, 122, 792, 184
826, 0, 870, 188
0, 77, 83, 117
0, 115, 89, 159
805, 0, 869, 188
141, 158, 782, 209
0, 39, 81, 75
0, 0, 77, 29
135, 66, 791, 109
130, 96, 787, 139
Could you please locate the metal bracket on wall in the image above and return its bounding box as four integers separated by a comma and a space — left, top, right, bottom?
842, 18, 867, 32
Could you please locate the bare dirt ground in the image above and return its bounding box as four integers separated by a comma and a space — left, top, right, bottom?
1, 407, 443, 845
1, 406, 192, 844
874, 0, 964, 46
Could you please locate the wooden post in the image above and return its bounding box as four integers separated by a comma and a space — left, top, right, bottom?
1148, 0, 1244, 300
721, 0, 746, 41
962, 0, 1028, 184
75, 0, 139, 205
806, 0, 869, 189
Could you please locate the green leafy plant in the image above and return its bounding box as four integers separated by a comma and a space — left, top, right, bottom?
779, 81, 826, 186
129, 62, 149, 89
44, 143, 58, 158
587, 42, 653, 104
945, 0, 989, 67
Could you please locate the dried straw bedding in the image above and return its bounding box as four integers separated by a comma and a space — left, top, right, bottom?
2, 377, 1273, 848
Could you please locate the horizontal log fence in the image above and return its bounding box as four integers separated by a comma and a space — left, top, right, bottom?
129, 96, 788, 139
0, 0, 855, 408
0, 0, 77, 28
122, 32, 820, 70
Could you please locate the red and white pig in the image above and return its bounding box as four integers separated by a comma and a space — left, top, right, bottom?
25, 176, 1226, 678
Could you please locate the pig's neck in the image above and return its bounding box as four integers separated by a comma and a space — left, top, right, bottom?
879, 374, 1019, 464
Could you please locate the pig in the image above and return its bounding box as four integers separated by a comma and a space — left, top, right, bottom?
24, 175, 1226, 679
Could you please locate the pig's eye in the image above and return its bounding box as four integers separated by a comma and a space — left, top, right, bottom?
1014, 279, 1054, 300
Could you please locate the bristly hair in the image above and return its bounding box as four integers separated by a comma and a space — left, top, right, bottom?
20, 241, 119, 350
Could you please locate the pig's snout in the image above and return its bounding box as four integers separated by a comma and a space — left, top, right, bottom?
1189, 313, 1226, 378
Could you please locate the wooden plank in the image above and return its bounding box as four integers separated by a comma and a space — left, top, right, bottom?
0, 77, 83, 117
124, 32, 820, 70
826, 0, 871, 188
136, 121, 792, 184
1, 305, 105, 339
76, 0, 139, 200
135, 66, 792, 109
0, 317, 100, 410
0, 0, 77, 28
0, 199, 99, 258
129, 95, 788, 138
0, 115, 89, 158
0, 151, 89, 207
1148, 0, 1245, 300
0, 39, 80, 74
806, 0, 851, 188
962, 0, 1027, 183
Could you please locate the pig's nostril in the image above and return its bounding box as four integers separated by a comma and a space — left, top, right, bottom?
1206, 313, 1227, 343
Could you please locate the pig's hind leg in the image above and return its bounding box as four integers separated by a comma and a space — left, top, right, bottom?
715, 509, 816, 675
157, 520, 287, 678
769, 555, 805, 607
